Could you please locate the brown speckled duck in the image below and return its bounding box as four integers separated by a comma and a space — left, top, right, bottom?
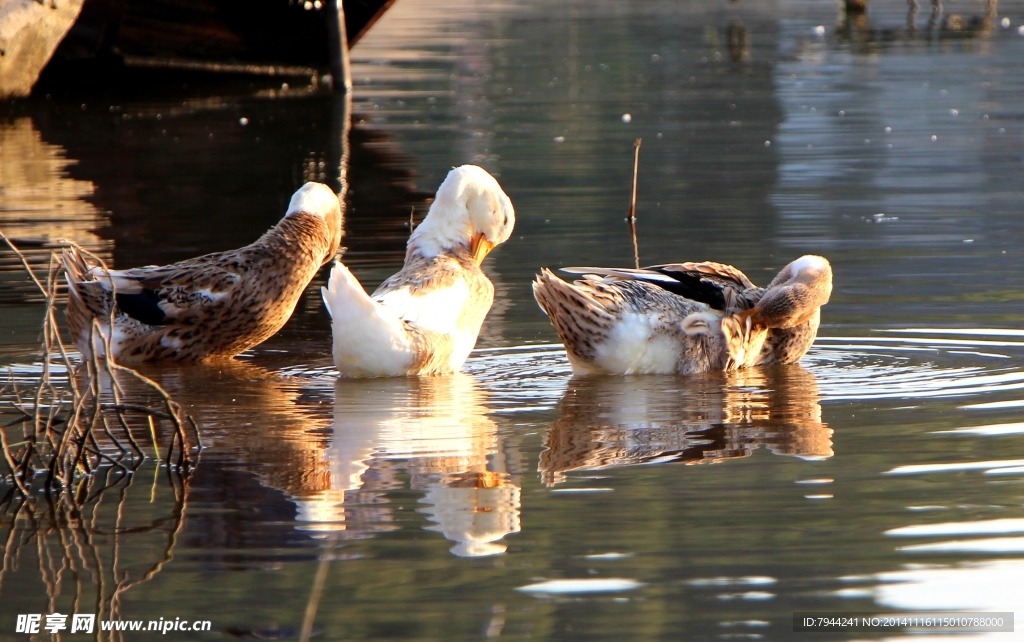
533, 255, 832, 375
62, 183, 342, 363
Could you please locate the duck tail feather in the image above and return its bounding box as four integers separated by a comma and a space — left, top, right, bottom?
533, 269, 614, 362
322, 261, 412, 376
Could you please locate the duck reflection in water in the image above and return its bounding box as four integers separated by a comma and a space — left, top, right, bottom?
539, 365, 831, 486
139, 363, 519, 555
129, 360, 398, 553
291, 374, 520, 557
835, 0, 997, 43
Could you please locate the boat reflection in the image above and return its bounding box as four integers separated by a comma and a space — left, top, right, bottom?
291, 375, 520, 557
540, 366, 832, 485
0, 118, 110, 306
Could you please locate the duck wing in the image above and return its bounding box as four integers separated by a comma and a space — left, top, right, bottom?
371, 255, 482, 334
83, 251, 243, 327
561, 261, 761, 314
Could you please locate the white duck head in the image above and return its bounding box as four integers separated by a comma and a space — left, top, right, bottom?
286, 182, 344, 264
409, 165, 515, 264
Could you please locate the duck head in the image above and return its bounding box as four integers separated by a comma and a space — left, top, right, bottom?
409, 165, 516, 265
287, 182, 344, 264
684, 310, 768, 370
754, 255, 833, 329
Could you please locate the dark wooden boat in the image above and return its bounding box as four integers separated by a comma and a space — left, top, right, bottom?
0, 0, 395, 97
61, 0, 395, 72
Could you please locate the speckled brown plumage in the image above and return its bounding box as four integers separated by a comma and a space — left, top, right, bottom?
532, 268, 750, 375
63, 183, 343, 363
534, 255, 832, 375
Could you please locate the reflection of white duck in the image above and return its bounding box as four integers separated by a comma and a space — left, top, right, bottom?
295, 375, 521, 556
322, 165, 515, 377
421, 475, 521, 558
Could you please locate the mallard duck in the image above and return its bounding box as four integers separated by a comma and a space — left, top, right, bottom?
532, 255, 832, 375
321, 165, 515, 377
62, 182, 343, 363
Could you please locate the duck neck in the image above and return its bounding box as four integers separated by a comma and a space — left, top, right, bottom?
259, 213, 334, 265
407, 218, 470, 260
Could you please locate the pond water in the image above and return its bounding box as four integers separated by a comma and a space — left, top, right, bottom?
3, 0, 1024, 639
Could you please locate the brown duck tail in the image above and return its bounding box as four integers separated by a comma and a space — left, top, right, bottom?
532, 269, 615, 364
61, 247, 111, 349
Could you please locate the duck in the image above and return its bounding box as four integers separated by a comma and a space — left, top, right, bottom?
62, 182, 343, 363
532, 255, 832, 375
321, 165, 515, 377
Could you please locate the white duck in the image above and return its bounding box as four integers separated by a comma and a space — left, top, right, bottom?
321, 165, 515, 377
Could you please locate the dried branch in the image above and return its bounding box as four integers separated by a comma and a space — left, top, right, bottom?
628, 138, 642, 270
0, 230, 48, 297
0, 234, 202, 500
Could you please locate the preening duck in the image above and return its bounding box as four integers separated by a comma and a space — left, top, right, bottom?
63, 183, 343, 363
532, 255, 832, 375
321, 165, 515, 377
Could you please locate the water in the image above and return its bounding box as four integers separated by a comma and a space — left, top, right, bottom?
3, 0, 1024, 639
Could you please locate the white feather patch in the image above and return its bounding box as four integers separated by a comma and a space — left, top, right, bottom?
191, 288, 229, 302
790, 255, 828, 275
322, 263, 415, 377
593, 311, 682, 375
375, 279, 471, 335
85, 268, 143, 294
287, 182, 339, 218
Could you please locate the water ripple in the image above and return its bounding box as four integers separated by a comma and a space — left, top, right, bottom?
803, 332, 1024, 401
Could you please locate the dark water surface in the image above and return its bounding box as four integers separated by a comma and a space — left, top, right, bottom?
3, 0, 1024, 639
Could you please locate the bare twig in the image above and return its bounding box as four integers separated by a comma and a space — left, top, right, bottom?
300, 534, 338, 642
0, 427, 31, 496
1, 235, 201, 498
0, 230, 48, 297
147, 417, 160, 461
628, 138, 642, 270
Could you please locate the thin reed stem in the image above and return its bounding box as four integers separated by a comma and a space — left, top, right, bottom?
1, 234, 201, 497
628, 138, 642, 270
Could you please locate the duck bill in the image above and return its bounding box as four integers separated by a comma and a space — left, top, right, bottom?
471, 233, 495, 265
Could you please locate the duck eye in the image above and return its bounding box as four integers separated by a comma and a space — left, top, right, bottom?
503, 215, 508, 226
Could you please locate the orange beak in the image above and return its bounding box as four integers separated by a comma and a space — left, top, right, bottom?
471, 232, 495, 265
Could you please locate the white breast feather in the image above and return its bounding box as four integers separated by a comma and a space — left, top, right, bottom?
375, 278, 471, 335
594, 311, 682, 375
377, 279, 479, 373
